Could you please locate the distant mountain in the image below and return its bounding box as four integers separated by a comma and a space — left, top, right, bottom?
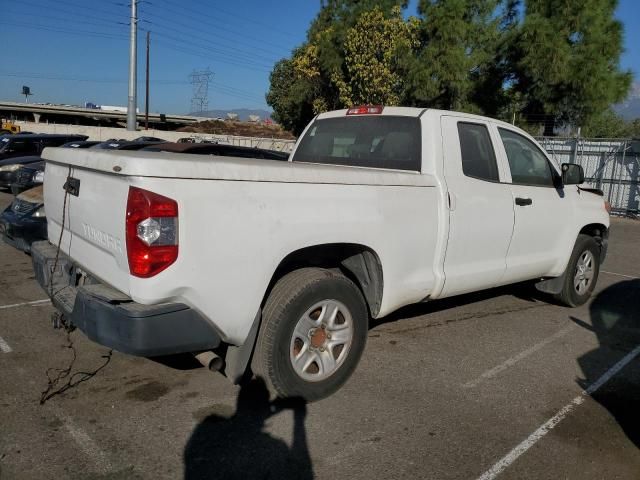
613, 82, 640, 120
188, 108, 273, 121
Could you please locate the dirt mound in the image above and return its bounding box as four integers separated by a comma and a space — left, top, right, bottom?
178, 120, 295, 140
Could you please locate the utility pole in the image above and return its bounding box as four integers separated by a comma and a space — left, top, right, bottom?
145, 30, 150, 130
127, 0, 138, 131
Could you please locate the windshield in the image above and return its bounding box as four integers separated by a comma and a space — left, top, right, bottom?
292, 116, 421, 171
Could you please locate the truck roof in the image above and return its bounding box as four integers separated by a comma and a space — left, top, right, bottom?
316, 107, 518, 130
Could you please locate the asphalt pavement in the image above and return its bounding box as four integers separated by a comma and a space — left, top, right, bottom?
0, 190, 639, 480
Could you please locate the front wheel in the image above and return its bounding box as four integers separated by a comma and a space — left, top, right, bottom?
252, 268, 368, 401
554, 234, 601, 307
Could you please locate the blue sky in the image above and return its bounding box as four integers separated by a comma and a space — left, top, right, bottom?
0, 0, 637, 115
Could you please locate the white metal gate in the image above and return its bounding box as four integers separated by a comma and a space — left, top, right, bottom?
537, 137, 640, 215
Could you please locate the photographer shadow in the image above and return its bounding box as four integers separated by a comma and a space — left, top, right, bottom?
573, 279, 640, 448
184, 377, 313, 480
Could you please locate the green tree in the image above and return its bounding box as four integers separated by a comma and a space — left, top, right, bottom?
267, 1, 414, 133
267, 0, 632, 137
513, 0, 632, 135
582, 108, 630, 138
628, 119, 640, 138
265, 55, 315, 135
403, 0, 503, 112
333, 6, 419, 106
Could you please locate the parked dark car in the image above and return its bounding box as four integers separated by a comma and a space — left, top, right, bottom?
0, 134, 88, 161
141, 142, 290, 160
133, 136, 167, 143
0, 185, 46, 253
7, 140, 168, 193
0, 155, 43, 190
60, 140, 101, 149
10, 161, 44, 195
8, 141, 101, 194
0, 134, 89, 190
91, 139, 168, 150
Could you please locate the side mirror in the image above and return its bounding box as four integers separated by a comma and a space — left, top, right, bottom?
561, 163, 584, 185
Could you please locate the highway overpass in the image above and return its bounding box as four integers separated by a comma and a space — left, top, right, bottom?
0, 101, 204, 130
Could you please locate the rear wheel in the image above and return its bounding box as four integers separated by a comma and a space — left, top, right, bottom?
252, 268, 368, 401
554, 234, 600, 307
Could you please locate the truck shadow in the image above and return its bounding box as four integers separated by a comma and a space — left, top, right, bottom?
572, 279, 640, 448
183, 377, 314, 480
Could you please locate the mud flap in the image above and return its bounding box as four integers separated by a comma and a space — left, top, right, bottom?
224, 309, 261, 384
535, 273, 566, 295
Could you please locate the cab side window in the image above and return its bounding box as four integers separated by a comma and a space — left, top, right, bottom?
498, 128, 555, 187
457, 122, 499, 182
7, 141, 38, 154
41, 138, 64, 148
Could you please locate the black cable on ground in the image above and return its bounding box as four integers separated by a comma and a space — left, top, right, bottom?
39, 329, 113, 405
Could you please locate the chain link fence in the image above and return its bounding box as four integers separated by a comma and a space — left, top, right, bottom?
537, 137, 640, 216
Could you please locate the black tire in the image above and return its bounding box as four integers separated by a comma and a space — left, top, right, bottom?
554, 234, 601, 307
252, 268, 368, 401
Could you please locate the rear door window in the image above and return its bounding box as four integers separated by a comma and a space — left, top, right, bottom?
293, 116, 421, 171
457, 122, 499, 182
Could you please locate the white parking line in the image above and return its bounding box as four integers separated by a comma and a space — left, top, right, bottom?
0, 336, 12, 353
601, 270, 638, 280
463, 325, 574, 388
46, 404, 114, 474
476, 344, 640, 480
0, 299, 50, 310
62, 415, 113, 474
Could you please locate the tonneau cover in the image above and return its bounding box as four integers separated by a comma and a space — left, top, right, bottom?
41, 147, 435, 187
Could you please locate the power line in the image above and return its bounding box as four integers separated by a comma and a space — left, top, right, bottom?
6, 10, 127, 32
143, 13, 285, 63
189, 69, 213, 113
0, 20, 129, 41
149, 31, 273, 70
10, 2, 284, 69
151, 38, 272, 72
150, 0, 295, 54
142, 7, 290, 59
0, 71, 266, 103
38, 0, 129, 21
1, 20, 272, 73
188, 0, 302, 43
0, 71, 185, 84
13, 1, 126, 27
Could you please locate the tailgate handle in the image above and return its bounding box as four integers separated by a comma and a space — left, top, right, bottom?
63, 177, 80, 197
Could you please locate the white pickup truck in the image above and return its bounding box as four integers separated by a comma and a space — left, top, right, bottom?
32, 106, 609, 400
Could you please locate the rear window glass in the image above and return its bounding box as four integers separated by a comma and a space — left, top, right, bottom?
458, 122, 499, 182
293, 116, 421, 171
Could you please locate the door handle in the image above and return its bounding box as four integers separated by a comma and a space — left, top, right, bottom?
515, 197, 533, 206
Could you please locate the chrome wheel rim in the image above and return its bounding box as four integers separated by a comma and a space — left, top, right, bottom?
289, 299, 354, 382
574, 250, 595, 295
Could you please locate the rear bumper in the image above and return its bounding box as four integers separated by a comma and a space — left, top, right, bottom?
31, 241, 221, 357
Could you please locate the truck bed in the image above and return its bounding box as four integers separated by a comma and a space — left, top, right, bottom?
41, 147, 441, 344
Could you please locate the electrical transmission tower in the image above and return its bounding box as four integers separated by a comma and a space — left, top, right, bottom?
189, 68, 213, 114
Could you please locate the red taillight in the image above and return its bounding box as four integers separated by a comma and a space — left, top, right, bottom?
126, 186, 178, 278
604, 200, 612, 214
346, 105, 384, 115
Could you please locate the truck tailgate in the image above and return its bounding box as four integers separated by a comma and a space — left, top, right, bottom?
44, 156, 132, 295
